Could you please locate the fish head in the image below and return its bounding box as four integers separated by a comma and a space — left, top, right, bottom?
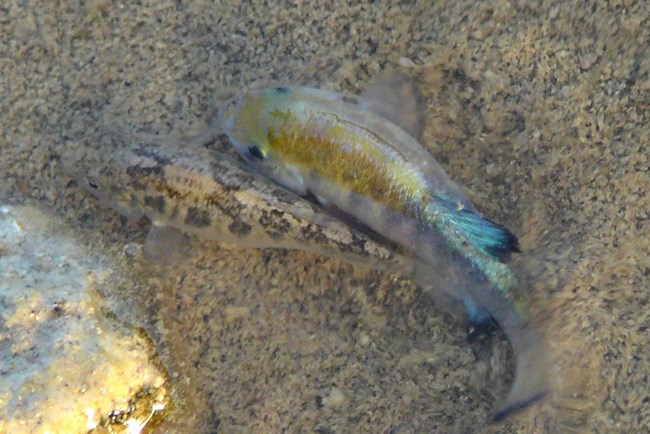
218, 87, 293, 162
61, 133, 146, 221
219, 87, 308, 195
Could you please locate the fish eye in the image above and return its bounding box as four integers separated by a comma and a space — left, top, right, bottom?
275, 86, 289, 93
86, 178, 101, 190
247, 145, 266, 160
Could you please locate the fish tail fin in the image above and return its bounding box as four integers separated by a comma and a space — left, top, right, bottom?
459, 278, 549, 422
428, 198, 521, 261
414, 267, 550, 422
490, 327, 549, 422
482, 282, 549, 422
413, 202, 547, 421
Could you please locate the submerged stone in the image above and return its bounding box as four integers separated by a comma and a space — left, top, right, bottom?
0, 205, 169, 433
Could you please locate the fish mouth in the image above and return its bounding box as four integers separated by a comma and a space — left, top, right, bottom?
60, 147, 82, 175
217, 95, 243, 136
60, 146, 102, 188
217, 94, 257, 162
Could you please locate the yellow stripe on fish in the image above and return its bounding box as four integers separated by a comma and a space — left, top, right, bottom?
265, 110, 428, 217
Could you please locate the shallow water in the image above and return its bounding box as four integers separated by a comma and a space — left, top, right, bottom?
1, 1, 648, 432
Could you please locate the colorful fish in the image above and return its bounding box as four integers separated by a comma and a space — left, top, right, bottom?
219, 75, 548, 421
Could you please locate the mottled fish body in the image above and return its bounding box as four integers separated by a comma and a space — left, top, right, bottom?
61, 131, 412, 271
220, 84, 547, 420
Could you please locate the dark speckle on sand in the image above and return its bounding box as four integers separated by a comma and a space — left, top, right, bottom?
1, 1, 648, 433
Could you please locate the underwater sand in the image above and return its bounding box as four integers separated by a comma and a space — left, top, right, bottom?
1, 1, 648, 432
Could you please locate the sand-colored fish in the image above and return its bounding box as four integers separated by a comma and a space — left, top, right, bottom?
219, 76, 548, 420
61, 130, 413, 271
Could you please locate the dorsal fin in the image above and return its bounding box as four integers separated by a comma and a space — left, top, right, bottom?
359, 71, 425, 141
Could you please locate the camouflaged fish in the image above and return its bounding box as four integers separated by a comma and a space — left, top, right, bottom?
61, 130, 413, 271
219, 76, 548, 421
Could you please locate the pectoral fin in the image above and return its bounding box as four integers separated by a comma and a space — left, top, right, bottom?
143, 224, 193, 264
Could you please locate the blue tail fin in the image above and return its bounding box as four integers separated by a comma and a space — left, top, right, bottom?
432, 197, 520, 261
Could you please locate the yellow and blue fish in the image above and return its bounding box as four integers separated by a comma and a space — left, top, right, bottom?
219, 76, 548, 421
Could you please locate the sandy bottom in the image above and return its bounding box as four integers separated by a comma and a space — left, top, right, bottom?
1, 1, 648, 433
